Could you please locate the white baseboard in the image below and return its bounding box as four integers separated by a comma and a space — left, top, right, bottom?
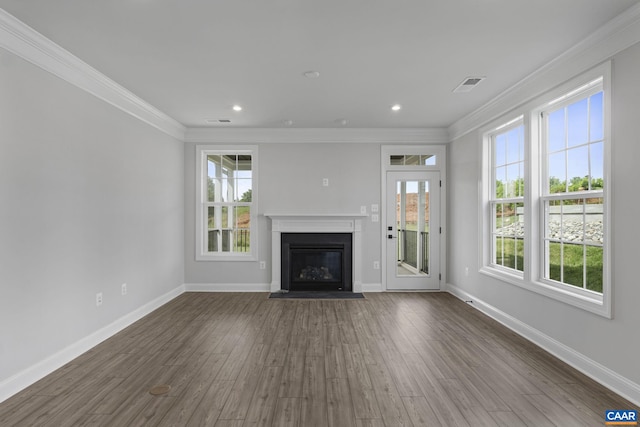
0, 284, 185, 404
362, 283, 383, 292
184, 283, 271, 292
446, 283, 640, 406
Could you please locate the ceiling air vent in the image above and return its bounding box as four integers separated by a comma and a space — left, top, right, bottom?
453, 76, 486, 93
205, 119, 232, 124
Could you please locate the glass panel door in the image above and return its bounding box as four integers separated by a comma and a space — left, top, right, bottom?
386, 171, 440, 290
396, 180, 430, 276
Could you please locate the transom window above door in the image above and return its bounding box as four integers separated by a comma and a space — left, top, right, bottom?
390, 154, 436, 166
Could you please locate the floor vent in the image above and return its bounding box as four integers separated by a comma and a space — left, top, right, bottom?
149, 384, 171, 396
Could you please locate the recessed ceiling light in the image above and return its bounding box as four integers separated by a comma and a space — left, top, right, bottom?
282, 119, 294, 126
303, 71, 320, 79
391, 104, 402, 111
335, 119, 348, 126
232, 105, 242, 112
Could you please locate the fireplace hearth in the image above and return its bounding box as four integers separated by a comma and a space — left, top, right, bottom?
281, 233, 352, 291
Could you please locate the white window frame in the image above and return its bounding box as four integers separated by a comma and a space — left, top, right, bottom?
480, 62, 611, 318
195, 145, 259, 261
487, 118, 525, 277
538, 79, 605, 295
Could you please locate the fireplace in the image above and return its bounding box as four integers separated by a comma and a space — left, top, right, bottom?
281, 233, 352, 291
266, 214, 364, 293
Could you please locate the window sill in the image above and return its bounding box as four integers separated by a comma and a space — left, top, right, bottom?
479, 266, 611, 319
196, 254, 258, 262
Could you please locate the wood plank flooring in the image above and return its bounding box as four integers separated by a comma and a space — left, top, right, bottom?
1, 292, 637, 426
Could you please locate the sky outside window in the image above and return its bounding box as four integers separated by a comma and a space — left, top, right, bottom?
547, 91, 604, 193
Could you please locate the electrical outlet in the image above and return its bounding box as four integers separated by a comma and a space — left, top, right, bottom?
259, 261, 266, 270
322, 178, 329, 187
371, 214, 379, 222
121, 283, 127, 295
96, 292, 103, 307
373, 261, 380, 270
360, 205, 367, 214
371, 204, 379, 213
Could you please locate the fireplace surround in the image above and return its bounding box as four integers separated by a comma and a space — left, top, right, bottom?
265, 214, 365, 293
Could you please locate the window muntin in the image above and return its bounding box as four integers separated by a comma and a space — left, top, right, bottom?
490, 122, 525, 273
542, 81, 604, 293
207, 154, 252, 202
197, 147, 257, 260
543, 197, 603, 292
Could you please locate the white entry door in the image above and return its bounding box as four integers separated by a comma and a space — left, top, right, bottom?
386, 171, 440, 290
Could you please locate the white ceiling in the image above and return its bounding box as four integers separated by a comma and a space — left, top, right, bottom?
1, 0, 638, 129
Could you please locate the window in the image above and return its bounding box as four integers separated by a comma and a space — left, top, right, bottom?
541, 79, 604, 293
481, 64, 610, 317
489, 120, 525, 273
196, 146, 258, 261
390, 154, 436, 166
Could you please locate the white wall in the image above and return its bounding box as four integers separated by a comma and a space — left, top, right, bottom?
447, 41, 640, 400
0, 49, 184, 395
184, 142, 383, 288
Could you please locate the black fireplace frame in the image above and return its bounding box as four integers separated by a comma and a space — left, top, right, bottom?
281, 233, 353, 292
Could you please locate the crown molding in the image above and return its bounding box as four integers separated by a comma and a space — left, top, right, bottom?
184, 127, 449, 144
0, 8, 186, 141
448, 3, 640, 141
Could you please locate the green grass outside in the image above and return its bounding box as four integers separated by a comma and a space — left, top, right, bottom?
548, 243, 603, 293
497, 239, 603, 293
495, 238, 524, 272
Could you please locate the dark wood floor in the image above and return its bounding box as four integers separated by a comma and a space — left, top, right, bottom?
0, 292, 637, 426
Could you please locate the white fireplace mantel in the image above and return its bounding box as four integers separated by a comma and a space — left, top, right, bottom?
264, 213, 366, 293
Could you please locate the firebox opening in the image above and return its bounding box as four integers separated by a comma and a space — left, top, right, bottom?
292, 250, 342, 284
281, 233, 352, 292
